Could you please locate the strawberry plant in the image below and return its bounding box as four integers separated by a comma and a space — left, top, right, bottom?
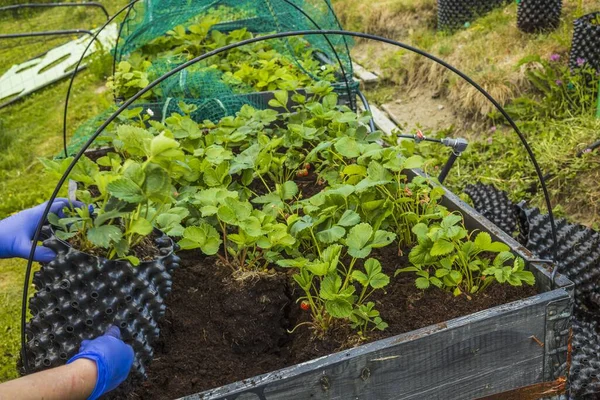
278, 221, 395, 338
41, 127, 186, 265
53, 78, 538, 340
110, 15, 337, 101
397, 214, 535, 296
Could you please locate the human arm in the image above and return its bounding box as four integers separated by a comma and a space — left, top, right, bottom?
0, 327, 134, 400
0, 358, 97, 400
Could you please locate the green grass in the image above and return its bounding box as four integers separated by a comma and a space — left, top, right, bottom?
0, 0, 127, 382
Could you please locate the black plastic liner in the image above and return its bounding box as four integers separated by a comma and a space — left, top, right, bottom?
569, 12, 600, 72
572, 316, 600, 397
437, 0, 509, 30
23, 226, 180, 380
517, 0, 562, 33
463, 183, 518, 237
518, 206, 600, 315
463, 182, 600, 398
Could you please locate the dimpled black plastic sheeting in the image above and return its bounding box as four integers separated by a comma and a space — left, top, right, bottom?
437, 0, 509, 30
518, 206, 600, 315
571, 316, 600, 397
24, 226, 180, 381
463, 182, 518, 237
569, 12, 600, 72
463, 182, 600, 398
516, 0, 562, 33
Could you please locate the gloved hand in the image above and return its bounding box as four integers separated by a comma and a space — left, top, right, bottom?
68, 326, 134, 400
0, 198, 82, 262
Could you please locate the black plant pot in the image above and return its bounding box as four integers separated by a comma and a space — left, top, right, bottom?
23, 226, 180, 381
569, 12, 600, 72
517, 0, 562, 33
437, 0, 509, 30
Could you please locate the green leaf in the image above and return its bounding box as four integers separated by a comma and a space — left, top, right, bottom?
107, 178, 145, 203
435, 268, 450, 277
178, 223, 222, 255
430, 239, 454, 256
493, 251, 515, 267
123, 255, 140, 266
342, 164, 367, 177
396, 266, 420, 273
124, 162, 145, 186
150, 132, 179, 157
239, 216, 263, 237
316, 225, 345, 244
279, 181, 298, 200
277, 258, 309, 268
143, 164, 171, 201
409, 241, 433, 265
415, 277, 430, 289
93, 210, 125, 227
449, 270, 463, 284
130, 218, 153, 236
274, 90, 288, 108
306, 262, 329, 276
473, 232, 492, 249
346, 223, 373, 250
403, 155, 424, 169
319, 274, 343, 300
370, 230, 396, 248
292, 270, 312, 290
87, 225, 123, 248
334, 137, 360, 158
412, 223, 429, 242
441, 214, 462, 229
337, 210, 360, 227
485, 241, 511, 253
351, 270, 369, 286
325, 298, 353, 318
364, 258, 389, 289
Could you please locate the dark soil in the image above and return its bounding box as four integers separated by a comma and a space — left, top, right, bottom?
130, 246, 538, 399
67, 230, 160, 261
246, 169, 325, 200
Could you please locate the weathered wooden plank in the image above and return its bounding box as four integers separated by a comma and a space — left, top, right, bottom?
352, 62, 379, 85
182, 289, 567, 400
369, 105, 398, 137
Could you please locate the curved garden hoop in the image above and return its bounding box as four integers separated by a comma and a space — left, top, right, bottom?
26, 29, 559, 372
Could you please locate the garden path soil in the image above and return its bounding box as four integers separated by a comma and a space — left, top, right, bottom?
130, 246, 537, 399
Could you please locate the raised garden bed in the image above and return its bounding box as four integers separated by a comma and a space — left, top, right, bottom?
132, 172, 573, 400
41, 77, 573, 400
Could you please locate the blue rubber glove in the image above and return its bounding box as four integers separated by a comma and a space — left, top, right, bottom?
0, 198, 81, 262
67, 326, 134, 400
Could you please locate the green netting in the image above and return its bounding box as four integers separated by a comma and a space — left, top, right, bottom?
115, 0, 353, 85
65, 81, 358, 158
106, 0, 355, 126
118, 1, 350, 61
64, 96, 264, 157
65, 0, 356, 155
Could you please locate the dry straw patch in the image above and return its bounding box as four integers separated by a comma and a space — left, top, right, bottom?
334, 0, 597, 118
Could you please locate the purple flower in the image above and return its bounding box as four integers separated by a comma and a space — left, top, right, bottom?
487, 137, 493, 144
489, 126, 497, 133
549, 53, 560, 62
576, 57, 586, 67
555, 79, 563, 86
583, 148, 592, 154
